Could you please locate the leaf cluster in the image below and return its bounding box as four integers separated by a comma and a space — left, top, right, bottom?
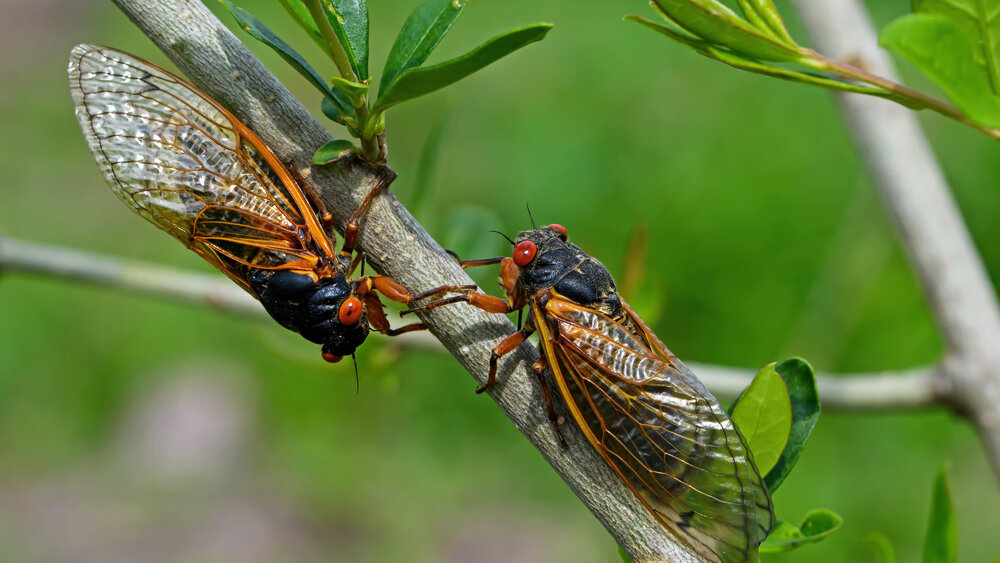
224, 0, 552, 163
629, 0, 1000, 140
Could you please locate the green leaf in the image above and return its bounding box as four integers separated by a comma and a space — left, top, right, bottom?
923, 464, 957, 563
913, 0, 1000, 95
764, 357, 820, 493
279, 0, 326, 52
867, 533, 898, 563
629, 15, 920, 108
373, 24, 553, 113
730, 362, 792, 476
617, 545, 633, 563
380, 0, 470, 97
651, 0, 804, 62
734, 0, 795, 45
223, 0, 353, 117
760, 510, 843, 553
881, 14, 1000, 127
322, 0, 370, 80
330, 76, 368, 105
312, 139, 358, 164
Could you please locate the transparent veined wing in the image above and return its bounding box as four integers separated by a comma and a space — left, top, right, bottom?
537, 297, 774, 563
68, 44, 333, 292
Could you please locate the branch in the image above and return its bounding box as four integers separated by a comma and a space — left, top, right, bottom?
1, 237, 945, 411
104, 1, 695, 560
792, 0, 1000, 480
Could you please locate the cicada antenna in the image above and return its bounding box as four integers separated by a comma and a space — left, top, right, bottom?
488, 230, 515, 245
352, 353, 359, 395
526, 202, 536, 229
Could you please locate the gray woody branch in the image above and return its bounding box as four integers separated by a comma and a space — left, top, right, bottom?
106, 0, 696, 561
792, 0, 1000, 480
1, 237, 943, 410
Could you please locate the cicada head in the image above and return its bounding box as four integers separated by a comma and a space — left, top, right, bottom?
297, 274, 370, 362
510, 224, 578, 291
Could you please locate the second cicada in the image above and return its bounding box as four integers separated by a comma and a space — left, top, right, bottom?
69, 45, 427, 362
405, 223, 775, 563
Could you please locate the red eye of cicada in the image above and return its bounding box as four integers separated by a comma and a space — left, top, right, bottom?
513, 240, 537, 266
548, 224, 568, 239
338, 296, 363, 325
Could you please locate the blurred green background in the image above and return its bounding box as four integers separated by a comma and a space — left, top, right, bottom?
2, 0, 999, 561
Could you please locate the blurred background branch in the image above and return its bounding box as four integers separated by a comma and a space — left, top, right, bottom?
0, 236, 944, 411
792, 0, 1000, 481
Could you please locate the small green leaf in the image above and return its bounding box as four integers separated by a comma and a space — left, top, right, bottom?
373, 24, 552, 113
223, 0, 353, 117
730, 362, 792, 476
881, 14, 1000, 127
760, 510, 843, 553
616, 545, 633, 563
764, 357, 820, 493
867, 533, 898, 563
330, 76, 368, 105
652, 0, 804, 62
322, 0, 370, 80
380, 0, 470, 97
923, 464, 957, 563
312, 139, 358, 164
734, 0, 795, 45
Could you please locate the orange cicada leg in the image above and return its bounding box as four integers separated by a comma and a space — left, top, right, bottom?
362, 293, 427, 336
479, 328, 533, 394
341, 168, 398, 258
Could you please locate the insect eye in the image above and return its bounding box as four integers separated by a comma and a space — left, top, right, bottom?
338, 296, 363, 325
513, 240, 537, 267
548, 224, 568, 240
322, 352, 342, 363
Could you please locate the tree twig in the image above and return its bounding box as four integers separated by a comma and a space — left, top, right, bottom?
792, 0, 1000, 481
100, 1, 696, 560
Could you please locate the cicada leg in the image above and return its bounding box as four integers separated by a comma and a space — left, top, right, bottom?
289, 164, 336, 236
479, 328, 533, 394
532, 355, 566, 446
342, 167, 398, 257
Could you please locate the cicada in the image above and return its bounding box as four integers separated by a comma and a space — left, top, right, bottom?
405, 223, 775, 563
68, 45, 427, 362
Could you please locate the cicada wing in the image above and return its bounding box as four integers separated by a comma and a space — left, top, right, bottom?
540, 298, 773, 563
68, 45, 327, 292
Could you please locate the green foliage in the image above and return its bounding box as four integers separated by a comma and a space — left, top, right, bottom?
312, 139, 358, 164
729, 358, 819, 493
923, 464, 957, 563
730, 363, 792, 475
222, 0, 351, 117
631, 0, 1000, 139
379, 0, 469, 97
760, 509, 843, 554
881, 12, 1000, 127
372, 25, 553, 113
330, 76, 369, 105
764, 358, 820, 493
224, 0, 551, 162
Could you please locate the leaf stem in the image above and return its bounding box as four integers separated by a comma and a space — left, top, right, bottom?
806, 49, 1000, 141
304, 0, 381, 160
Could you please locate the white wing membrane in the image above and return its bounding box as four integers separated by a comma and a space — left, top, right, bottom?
68, 45, 312, 288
